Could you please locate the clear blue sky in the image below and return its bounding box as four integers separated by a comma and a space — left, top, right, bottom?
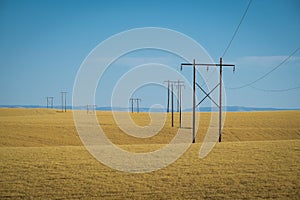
0, 0, 299, 108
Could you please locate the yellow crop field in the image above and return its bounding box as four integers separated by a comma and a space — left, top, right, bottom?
0, 108, 300, 199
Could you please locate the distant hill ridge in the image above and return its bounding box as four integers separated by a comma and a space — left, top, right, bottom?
0, 105, 298, 112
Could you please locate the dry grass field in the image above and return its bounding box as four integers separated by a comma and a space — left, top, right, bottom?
0, 108, 300, 199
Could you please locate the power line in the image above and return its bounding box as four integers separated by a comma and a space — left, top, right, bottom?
228, 46, 300, 90
222, 0, 252, 58
250, 85, 300, 92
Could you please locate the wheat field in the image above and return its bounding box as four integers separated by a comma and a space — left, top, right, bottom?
0, 108, 299, 199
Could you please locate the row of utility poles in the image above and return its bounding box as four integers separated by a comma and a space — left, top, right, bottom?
128, 80, 185, 129
45, 92, 67, 112
49, 57, 234, 144
129, 98, 141, 113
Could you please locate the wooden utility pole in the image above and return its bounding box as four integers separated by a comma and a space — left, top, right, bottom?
179, 84, 182, 128
164, 80, 170, 113
171, 83, 174, 127
86, 105, 96, 114
219, 58, 223, 142
60, 92, 67, 112
136, 98, 141, 113
181, 57, 235, 143
165, 80, 184, 127
46, 97, 54, 109
176, 80, 184, 112
192, 59, 196, 143
129, 98, 141, 113
177, 82, 185, 128
129, 98, 134, 113
130, 98, 134, 113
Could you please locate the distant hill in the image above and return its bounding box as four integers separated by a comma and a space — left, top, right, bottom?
197, 106, 296, 112
0, 105, 298, 112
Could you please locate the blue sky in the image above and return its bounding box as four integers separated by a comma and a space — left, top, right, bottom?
0, 0, 299, 108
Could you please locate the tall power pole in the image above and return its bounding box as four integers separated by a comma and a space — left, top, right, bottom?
219, 58, 223, 142
192, 59, 196, 143
60, 92, 67, 112
181, 57, 235, 143
171, 83, 174, 127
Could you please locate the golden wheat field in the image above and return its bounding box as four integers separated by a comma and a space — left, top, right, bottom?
0, 108, 300, 199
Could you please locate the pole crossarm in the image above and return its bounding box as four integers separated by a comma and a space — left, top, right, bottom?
181, 63, 235, 74
181, 63, 235, 67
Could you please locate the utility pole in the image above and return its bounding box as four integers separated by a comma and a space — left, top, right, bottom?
177, 80, 185, 112
219, 58, 223, 142
181, 58, 235, 143
130, 98, 134, 113
129, 98, 141, 113
164, 80, 170, 113
86, 104, 96, 114
192, 59, 196, 143
46, 97, 54, 109
171, 83, 174, 127
136, 98, 141, 113
165, 80, 184, 127
60, 92, 67, 112
176, 83, 185, 128
179, 85, 182, 128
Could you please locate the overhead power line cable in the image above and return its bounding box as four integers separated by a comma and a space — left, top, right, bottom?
222, 0, 252, 58
228, 46, 300, 90
250, 85, 300, 92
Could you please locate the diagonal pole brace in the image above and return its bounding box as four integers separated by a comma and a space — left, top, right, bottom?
196, 83, 220, 108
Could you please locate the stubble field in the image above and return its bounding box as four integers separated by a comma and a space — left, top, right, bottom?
0, 108, 299, 199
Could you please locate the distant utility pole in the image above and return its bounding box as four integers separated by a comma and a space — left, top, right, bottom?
163, 80, 170, 113
86, 105, 97, 114
179, 84, 182, 128
46, 97, 54, 109
176, 82, 185, 128
171, 83, 174, 127
60, 92, 67, 112
181, 58, 235, 143
164, 80, 185, 127
129, 98, 141, 113
176, 80, 184, 112
130, 98, 134, 113
136, 98, 141, 113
